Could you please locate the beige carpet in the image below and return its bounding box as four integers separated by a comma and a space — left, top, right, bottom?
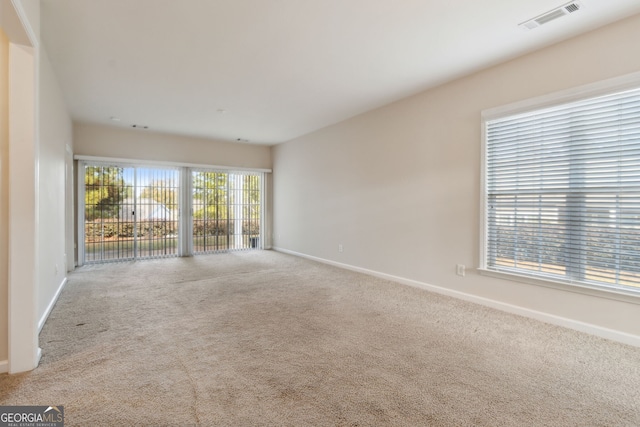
1, 250, 639, 426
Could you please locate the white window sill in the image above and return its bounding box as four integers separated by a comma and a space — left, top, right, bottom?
478, 268, 640, 305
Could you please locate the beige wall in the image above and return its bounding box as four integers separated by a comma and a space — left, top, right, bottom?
19, 0, 39, 41
0, 28, 9, 362
273, 13, 640, 338
37, 47, 72, 325
74, 123, 272, 170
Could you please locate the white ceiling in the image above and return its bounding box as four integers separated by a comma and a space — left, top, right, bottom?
40, 0, 640, 145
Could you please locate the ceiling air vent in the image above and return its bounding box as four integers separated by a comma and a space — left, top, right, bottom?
564, 3, 580, 13
519, 1, 584, 30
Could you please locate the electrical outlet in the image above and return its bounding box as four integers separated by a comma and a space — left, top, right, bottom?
456, 264, 466, 277
338, 244, 343, 253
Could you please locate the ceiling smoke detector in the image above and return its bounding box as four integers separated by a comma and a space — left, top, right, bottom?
519, 1, 584, 30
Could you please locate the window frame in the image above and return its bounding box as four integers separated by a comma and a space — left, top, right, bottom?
479, 71, 640, 304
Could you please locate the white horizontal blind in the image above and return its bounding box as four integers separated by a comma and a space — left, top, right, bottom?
485, 86, 640, 293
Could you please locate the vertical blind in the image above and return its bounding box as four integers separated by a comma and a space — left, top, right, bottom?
485, 86, 640, 293
191, 170, 263, 254
79, 159, 267, 265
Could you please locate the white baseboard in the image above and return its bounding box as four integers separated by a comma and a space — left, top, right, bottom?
273, 247, 640, 348
38, 277, 67, 333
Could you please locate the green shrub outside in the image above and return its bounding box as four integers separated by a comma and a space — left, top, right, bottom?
85, 219, 259, 241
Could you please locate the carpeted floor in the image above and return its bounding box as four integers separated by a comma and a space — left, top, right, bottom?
1, 250, 639, 426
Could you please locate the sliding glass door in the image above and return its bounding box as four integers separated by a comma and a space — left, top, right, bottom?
83, 164, 135, 262
82, 163, 180, 263
79, 161, 265, 264
134, 167, 180, 258
192, 171, 262, 253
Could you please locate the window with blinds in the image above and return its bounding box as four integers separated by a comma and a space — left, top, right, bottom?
484, 86, 640, 294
